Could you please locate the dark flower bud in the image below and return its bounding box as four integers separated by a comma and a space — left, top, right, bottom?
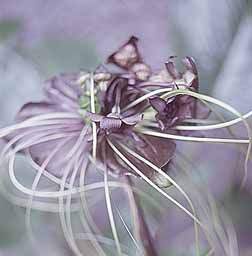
165, 56, 181, 80
107, 36, 141, 70
131, 62, 151, 81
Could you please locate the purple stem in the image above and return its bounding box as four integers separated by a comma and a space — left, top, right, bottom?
126, 176, 158, 256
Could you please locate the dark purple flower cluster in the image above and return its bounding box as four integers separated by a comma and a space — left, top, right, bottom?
13, 36, 208, 184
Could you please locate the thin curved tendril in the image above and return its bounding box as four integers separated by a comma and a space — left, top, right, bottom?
177, 97, 249, 190
0, 181, 80, 212
122, 87, 173, 112
1, 124, 77, 158
124, 86, 251, 188
65, 127, 89, 256
25, 150, 72, 189
79, 157, 106, 255
65, 127, 95, 256
7, 133, 78, 199
89, 72, 98, 159
66, 158, 86, 256
173, 159, 218, 254
136, 129, 250, 144
0, 112, 81, 138
9, 152, 123, 198
104, 167, 123, 255
59, 165, 82, 256
3, 131, 83, 256
207, 194, 231, 256
86, 71, 112, 254
80, 163, 106, 243
221, 211, 239, 256
129, 86, 251, 189
0, 174, 165, 214
152, 89, 251, 187
115, 206, 141, 253
58, 139, 86, 256
82, 73, 107, 255
5, 131, 77, 159
123, 85, 251, 138
119, 142, 201, 256
122, 178, 145, 254
106, 139, 204, 228
25, 137, 72, 244
174, 150, 239, 255
175, 109, 252, 131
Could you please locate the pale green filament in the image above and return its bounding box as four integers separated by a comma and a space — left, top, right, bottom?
89, 72, 98, 160
104, 168, 123, 255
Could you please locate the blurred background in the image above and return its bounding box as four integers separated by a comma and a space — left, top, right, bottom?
0, 0, 252, 255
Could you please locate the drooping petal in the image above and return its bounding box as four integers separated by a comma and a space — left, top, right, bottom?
182, 56, 198, 75
29, 129, 91, 180
195, 101, 211, 119
106, 78, 127, 103
182, 57, 199, 90
165, 57, 181, 80
108, 132, 176, 178
177, 103, 195, 120
100, 77, 128, 114
183, 70, 196, 86
97, 140, 130, 177
133, 134, 176, 170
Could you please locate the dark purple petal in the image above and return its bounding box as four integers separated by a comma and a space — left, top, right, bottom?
108, 132, 176, 178
29, 132, 90, 180
107, 77, 128, 104
100, 77, 128, 114
182, 56, 198, 75
149, 97, 167, 113
135, 134, 176, 169
177, 104, 194, 120
182, 57, 199, 90
97, 140, 130, 177
195, 101, 211, 119
165, 57, 181, 80
8, 37, 209, 186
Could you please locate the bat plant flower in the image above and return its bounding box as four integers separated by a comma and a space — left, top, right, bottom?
0, 36, 251, 256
